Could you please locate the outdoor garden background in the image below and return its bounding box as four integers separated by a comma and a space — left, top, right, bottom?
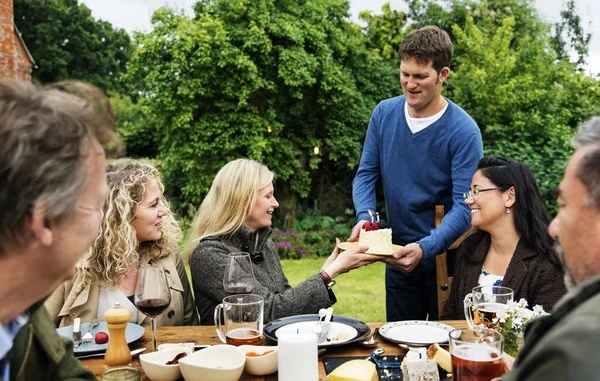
17, 0, 600, 322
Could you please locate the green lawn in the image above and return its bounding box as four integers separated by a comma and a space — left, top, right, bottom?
281, 258, 386, 322
186, 258, 387, 322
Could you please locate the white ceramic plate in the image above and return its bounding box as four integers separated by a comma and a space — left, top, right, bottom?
379, 320, 454, 346
275, 321, 357, 346
57, 321, 145, 355
264, 314, 370, 348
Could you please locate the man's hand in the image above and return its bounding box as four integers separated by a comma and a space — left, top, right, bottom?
348, 219, 369, 242
382, 243, 423, 272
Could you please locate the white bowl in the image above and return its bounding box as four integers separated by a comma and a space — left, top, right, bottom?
238, 345, 278, 376
140, 347, 192, 381
178, 344, 245, 381
157, 342, 195, 351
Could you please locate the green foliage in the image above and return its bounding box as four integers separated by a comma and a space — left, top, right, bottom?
551, 0, 592, 67
446, 1, 600, 213
272, 210, 355, 259
124, 0, 397, 213
14, 0, 132, 92
359, 3, 408, 61
281, 258, 386, 322
110, 94, 158, 158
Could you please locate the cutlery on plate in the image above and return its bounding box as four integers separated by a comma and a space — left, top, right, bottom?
80, 318, 100, 345
76, 347, 146, 359
313, 308, 327, 339
317, 307, 333, 345
72, 318, 81, 349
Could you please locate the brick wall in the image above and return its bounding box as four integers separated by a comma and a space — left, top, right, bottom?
0, 0, 33, 81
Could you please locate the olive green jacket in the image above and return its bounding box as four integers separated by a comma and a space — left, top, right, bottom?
9, 300, 95, 381
501, 274, 600, 381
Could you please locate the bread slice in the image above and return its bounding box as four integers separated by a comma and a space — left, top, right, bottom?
427, 343, 452, 373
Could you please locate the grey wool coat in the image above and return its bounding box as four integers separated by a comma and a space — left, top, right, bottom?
190, 226, 335, 325
441, 232, 567, 320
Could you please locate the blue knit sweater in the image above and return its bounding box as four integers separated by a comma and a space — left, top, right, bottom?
353, 95, 483, 259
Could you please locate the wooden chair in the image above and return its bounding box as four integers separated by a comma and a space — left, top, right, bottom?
435, 205, 472, 317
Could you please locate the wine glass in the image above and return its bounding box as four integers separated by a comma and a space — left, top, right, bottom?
134, 266, 171, 351
223, 252, 256, 297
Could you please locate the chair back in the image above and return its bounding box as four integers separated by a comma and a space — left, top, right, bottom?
435, 205, 471, 317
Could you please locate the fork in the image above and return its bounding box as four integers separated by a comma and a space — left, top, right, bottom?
314, 308, 327, 338
80, 318, 100, 344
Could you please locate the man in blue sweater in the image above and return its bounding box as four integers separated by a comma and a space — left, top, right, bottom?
350, 26, 483, 321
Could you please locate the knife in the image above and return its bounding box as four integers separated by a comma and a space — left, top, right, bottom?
72, 318, 81, 348
76, 347, 147, 359
317, 307, 333, 345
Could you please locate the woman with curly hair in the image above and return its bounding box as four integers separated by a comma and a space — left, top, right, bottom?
187, 158, 379, 325
46, 160, 198, 327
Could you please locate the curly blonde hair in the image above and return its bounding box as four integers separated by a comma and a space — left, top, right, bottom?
184, 159, 275, 258
82, 160, 182, 287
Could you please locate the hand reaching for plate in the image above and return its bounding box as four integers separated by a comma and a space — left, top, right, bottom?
383, 243, 423, 272
322, 239, 382, 279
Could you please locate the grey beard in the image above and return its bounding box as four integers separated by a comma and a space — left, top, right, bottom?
554, 241, 576, 290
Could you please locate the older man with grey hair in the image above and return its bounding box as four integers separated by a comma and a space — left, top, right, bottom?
0, 80, 121, 380
498, 116, 600, 380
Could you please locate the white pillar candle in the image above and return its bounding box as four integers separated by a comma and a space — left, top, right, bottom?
277, 330, 318, 381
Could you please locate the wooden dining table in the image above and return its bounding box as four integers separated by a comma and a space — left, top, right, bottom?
80, 320, 468, 380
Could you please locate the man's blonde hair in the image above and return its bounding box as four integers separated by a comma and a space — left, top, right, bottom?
184, 159, 275, 258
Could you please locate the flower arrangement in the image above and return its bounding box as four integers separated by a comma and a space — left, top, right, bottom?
483, 298, 546, 357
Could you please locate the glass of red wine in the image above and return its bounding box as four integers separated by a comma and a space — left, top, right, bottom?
223, 252, 256, 297
134, 266, 171, 351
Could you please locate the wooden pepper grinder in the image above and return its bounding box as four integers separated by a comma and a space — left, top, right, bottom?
104, 302, 132, 366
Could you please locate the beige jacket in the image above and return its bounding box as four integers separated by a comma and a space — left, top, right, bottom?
45, 251, 199, 327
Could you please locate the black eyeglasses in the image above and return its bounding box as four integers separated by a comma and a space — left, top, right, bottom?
463, 188, 501, 200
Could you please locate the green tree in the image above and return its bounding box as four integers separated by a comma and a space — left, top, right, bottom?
126, 0, 398, 217
551, 0, 592, 67
359, 2, 408, 61
14, 0, 131, 92
447, 2, 600, 213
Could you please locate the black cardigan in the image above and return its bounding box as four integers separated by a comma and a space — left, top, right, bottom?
441, 232, 567, 320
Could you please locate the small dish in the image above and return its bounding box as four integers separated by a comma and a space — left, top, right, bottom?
140, 347, 192, 381
157, 342, 195, 351
238, 345, 278, 376
178, 344, 245, 381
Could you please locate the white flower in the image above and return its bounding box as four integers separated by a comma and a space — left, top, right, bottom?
512, 318, 523, 327
517, 298, 528, 308
532, 305, 545, 316
496, 308, 507, 320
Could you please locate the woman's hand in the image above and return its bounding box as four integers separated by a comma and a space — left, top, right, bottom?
322, 238, 382, 278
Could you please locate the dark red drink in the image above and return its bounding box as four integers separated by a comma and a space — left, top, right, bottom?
452, 344, 504, 381
136, 298, 169, 317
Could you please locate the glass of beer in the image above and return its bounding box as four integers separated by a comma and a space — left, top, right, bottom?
449, 327, 504, 381
214, 294, 264, 345
463, 286, 514, 328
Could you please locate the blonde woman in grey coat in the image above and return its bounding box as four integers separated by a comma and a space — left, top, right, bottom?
186, 159, 379, 325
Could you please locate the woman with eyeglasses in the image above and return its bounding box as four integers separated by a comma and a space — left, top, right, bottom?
441, 156, 566, 319
186, 159, 379, 325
